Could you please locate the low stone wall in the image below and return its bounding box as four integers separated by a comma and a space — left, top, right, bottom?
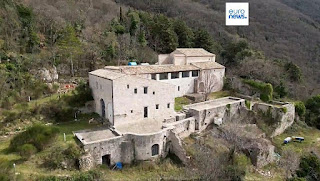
252, 102, 295, 137
163, 117, 196, 138
184, 98, 246, 131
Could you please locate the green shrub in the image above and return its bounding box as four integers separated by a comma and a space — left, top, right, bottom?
40, 100, 74, 122
296, 154, 320, 181
64, 81, 93, 107
305, 95, 320, 128
44, 143, 81, 170
245, 100, 251, 109
285, 62, 302, 82
9, 124, 59, 152
274, 81, 288, 98
282, 107, 288, 113
20, 144, 37, 159
243, 79, 273, 102
295, 101, 306, 117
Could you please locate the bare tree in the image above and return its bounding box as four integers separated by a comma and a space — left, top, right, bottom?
200, 70, 218, 101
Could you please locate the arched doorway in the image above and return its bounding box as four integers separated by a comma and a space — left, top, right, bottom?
151, 144, 159, 156
100, 99, 105, 118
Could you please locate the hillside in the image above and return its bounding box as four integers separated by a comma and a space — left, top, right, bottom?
1, 1, 320, 181
121, 0, 320, 97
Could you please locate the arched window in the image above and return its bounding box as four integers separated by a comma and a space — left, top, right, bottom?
151, 144, 159, 156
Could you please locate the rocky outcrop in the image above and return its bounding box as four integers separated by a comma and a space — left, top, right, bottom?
38, 66, 59, 82
242, 138, 275, 168
216, 124, 275, 168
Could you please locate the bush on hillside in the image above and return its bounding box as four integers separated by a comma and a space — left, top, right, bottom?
40, 100, 74, 122
295, 101, 306, 118
9, 124, 59, 152
44, 143, 82, 170
20, 144, 37, 159
295, 154, 320, 181
64, 81, 93, 107
305, 95, 320, 128
243, 79, 273, 102
285, 62, 302, 82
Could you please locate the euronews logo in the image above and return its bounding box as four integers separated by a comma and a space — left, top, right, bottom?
226, 2, 249, 26
228, 9, 247, 19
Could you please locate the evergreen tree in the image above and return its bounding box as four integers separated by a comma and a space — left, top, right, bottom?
193, 29, 215, 52
151, 14, 178, 53
173, 20, 194, 48
57, 25, 82, 76
138, 30, 147, 47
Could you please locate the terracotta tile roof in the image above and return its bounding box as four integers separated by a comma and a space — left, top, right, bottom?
99, 61, 225, 76
104, 64, 200, 74
173, 48, 215, 57
89, 69, 125, 80
191, 61, 225, 69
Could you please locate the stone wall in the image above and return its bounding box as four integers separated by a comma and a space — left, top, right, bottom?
185, 98, 246, 131
252, 101, 295, 137
163, 117, 196, 138
113, 76, 176, 126
89, 74, 114, 123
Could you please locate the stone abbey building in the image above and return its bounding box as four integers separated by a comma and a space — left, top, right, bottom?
75, 48, 295, 169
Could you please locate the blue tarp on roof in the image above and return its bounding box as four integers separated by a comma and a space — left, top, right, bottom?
128, 62, 137, 66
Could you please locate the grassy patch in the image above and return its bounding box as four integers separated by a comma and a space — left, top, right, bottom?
273, 121, 320, 154
174, 97, 191, 111
208, 91, 231, 100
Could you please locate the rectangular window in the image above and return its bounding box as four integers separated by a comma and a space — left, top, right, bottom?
192, 70, 199, 77
134, 88, 137, 94
144, 87, 148, 94
182, 71, 190, 78
167, 103, 170, 108
160, 73, 168, 80
127, 84, 129, 89
171, 72, 179, 79
178, 86, 180, 91
144, 107, 148, 118
156, 104, 159, 109
151, 74, 156, 80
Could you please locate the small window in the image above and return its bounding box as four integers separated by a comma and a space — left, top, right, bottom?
171, 72, 179, 79
151, 144, 159, 156
144, 87, 148, 94
167, 103, 170, 108
131, 110, 133, 113
151, 74, 156, 80
160, 73, 168, 80
192, 70, 199, 77
178, 86, 180, 91
153, 91, 155, 95
127, 84, 130, 89
182, 71, 190, 78
134, 88, 137, 94
156, 104, 159, 109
